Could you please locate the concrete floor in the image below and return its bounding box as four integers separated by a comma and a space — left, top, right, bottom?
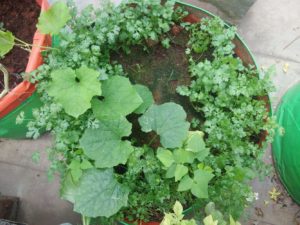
1, 0, 300, 224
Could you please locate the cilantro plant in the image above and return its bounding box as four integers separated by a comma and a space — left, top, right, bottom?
20, 0, 276, 224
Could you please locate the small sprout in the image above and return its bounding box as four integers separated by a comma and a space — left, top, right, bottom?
264, 200, 269, 205
162, 38, 171, 49
32, 151, 41, 164
283, 63, 289, 73
269, 187, 281, 201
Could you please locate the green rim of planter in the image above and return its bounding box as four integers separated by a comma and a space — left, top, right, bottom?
272, 82, 300, 205
117, 2, 272, 225
0, 92, 43, 139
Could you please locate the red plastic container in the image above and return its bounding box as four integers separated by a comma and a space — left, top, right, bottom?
0, 0, 51, 119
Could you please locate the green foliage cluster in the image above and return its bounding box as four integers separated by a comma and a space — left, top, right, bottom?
177, 18, 276, 218
160, 201, 241, 225
18, 0, 276, 224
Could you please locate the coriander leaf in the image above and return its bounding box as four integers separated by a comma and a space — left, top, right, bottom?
157, 147, 175, 167
80, 118, 133, 168
138, 103, 190, 148
47, 66, 101, 118
92, 76, 143, 120
37, 2, 71, 34
133, 84, 154, 114
74, 168, 129, 218
178, 175, 193, 191
191, 169, 214, 198
175, 164, 188, 181
0, 30, 14, 57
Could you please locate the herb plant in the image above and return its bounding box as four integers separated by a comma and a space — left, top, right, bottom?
18, 0, 276, 224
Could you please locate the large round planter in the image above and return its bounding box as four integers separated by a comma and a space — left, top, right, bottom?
272, 82, 300, 204
0, 0, 51, 139
118, 1, 271, 224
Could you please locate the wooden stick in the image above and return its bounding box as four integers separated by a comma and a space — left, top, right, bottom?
0, 63, 9, 99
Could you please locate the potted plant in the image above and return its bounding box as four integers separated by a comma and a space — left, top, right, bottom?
20, 0, 276, 224
0, 0, 50, 139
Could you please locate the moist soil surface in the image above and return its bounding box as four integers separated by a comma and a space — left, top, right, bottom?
0, 0, 40, 93
112, 29, 211, 148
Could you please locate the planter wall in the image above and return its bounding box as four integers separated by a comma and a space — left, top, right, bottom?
0, 0, 51, 139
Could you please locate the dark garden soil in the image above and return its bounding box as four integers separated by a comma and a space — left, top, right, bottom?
112, 28, 212, 148
0, 0, 40, 93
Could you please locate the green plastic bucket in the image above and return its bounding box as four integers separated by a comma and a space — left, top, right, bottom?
272, 82, 300, 204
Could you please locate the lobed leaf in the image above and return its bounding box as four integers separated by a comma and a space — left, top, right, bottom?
0, 30, 14, 57
47, 66, 101, 118
74, 168, 129, 218
37, 2, 71, 34
80, 118, 133, 168
138, 103, 190, 148
92, 76, 143, 120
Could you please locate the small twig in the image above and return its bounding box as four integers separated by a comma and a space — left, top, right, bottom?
0, 63, 9, 99
283, 35, 300, 50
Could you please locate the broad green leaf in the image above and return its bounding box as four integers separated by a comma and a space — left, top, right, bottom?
92, 76, 143, 120
175, 164, 188, 181
60, 172, 79, 203
203, 215, 218, 225
138, 103, 190, 148
133, 84, 154, 114
178, 175, 193, 191
80, 159, 93, 170
157, 147, 174, 167
185, 131, 205, 153
173, 201, 183, 217
191, 169, 214, 198
80, 118, 133, 168
74, 168, 129, 218
195, 148, 210, 162
47, 66, 101, 118
0, 30, 14, 57
166, 163, 176, 178
68, 159, 83, 182
173, 148, 196, 164
37, 2, 71, 34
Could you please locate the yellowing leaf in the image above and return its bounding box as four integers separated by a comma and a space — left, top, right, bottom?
203, 215, 218, 225
269, 187, 281, 201
283, 63, 289, 73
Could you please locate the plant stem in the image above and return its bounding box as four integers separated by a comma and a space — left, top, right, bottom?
0, 63, 9, 99
82, 215, 91, 225
148, 134, 158, 146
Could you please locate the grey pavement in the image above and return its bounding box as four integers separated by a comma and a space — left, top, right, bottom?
1, 0, 300, 224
